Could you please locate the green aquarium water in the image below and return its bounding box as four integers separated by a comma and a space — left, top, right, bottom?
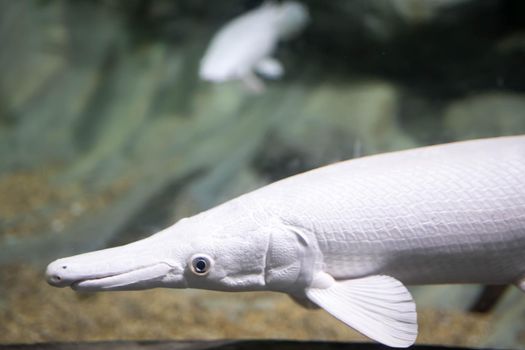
0, 0, 524, 348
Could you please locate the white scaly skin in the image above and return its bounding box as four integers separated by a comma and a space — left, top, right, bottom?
46, 136, 525, 347
256, 135, 525, 286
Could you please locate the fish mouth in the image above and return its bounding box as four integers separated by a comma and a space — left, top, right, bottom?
70, 263, 173, 291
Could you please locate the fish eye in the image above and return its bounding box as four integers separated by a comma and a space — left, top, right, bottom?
190, 254, 213, 276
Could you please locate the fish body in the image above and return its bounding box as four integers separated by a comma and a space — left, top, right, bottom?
248, 135, 525, 286
199, 1, 309, 91
46, 136, 525, 347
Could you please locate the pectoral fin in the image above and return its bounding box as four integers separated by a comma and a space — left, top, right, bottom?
305, 274, 417, 348
254, 57, 284, 79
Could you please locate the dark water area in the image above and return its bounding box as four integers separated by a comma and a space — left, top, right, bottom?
0, 0, 524, 348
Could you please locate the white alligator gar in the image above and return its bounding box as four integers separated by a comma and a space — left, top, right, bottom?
199, 1, 309, 92
46, 136, 525, 347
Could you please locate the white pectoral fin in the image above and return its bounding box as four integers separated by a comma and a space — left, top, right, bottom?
254, 57, 284, 79
305, 274, 418, 348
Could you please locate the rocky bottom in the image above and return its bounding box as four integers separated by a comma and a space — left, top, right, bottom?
0, 265, 491, 347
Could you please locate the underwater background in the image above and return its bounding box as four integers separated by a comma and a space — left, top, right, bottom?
1, 0, 525, 348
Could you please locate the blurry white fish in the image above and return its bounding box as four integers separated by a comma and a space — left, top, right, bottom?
199, 1, 309, 92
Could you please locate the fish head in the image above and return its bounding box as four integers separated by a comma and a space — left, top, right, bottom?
275, 1, 309, 40
45, 211, 271, 292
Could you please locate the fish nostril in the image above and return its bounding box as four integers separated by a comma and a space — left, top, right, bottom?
51, 275, 61, 282
46, 261, 71, 286
47, 274, 62, 284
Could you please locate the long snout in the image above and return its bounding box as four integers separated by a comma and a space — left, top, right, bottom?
46, 258, 78, 287
45, 235, 185, 291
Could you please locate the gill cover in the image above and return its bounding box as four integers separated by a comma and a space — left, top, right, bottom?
264, 222, 319, 292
